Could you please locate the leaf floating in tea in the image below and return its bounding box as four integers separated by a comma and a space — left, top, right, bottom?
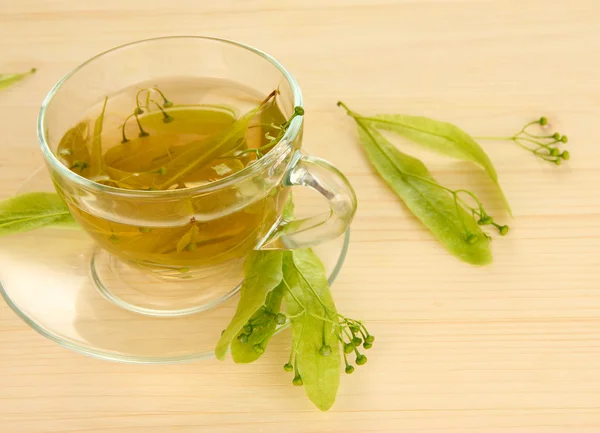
0, 68, 36, 90
56, 122, 91, 175
154, 92, 278, 190
89, 96, 108, 179
176, 224, 199, 253
0, 192, 76, 237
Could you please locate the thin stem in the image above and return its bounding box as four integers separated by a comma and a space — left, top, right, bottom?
472, 136, 515, 141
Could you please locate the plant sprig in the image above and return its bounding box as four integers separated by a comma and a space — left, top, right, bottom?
0, 68, 36, 90
475, 116, 570, 165
338, 102, 508, 246
216, 199, 374, 411
121, 87, 175, 143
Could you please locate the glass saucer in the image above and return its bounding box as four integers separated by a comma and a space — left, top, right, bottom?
0, 168, 350, 364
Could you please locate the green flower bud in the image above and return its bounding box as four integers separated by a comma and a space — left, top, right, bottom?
561, 135, 568, 143
283, 363, 293, 372
349, 325, 360, 333
365, 335, 375, 344
352, 337, 363, 346
499, 225, 509, 236
253, 344, 264, 354
345, 365, 355, 374
344, 343, 354, 354
561, 150, 570, 160
356, 354, 368, 365
550, 148, 559, 157
274, 313, 286, 325
237, 334, 248, 343
294, 106, 305, 116
555, 158, 562, 166
134, 107, 144, 115
319, 345, 332, 357
363, 342, 373, 350
163, 115, 174, 124
243, 324, 253, 334
553, 132, 561, 140
139, 131, 150, 138
163, 100, 173, 108
293, 376, 303, 386
466, 233, 478, 244
539, 116, 548, 126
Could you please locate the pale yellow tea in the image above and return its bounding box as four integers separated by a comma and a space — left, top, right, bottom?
54, 78, 295, 273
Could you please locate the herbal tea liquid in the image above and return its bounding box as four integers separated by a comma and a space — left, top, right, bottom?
54, 78, 290, 273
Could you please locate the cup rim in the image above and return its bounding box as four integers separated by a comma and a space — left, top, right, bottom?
37, 35, 304, 197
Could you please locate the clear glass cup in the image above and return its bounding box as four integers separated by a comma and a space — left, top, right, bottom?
38, 36, 357, 317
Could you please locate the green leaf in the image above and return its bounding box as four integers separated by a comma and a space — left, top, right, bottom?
0, 192, 76, 237
215, 250, 284, 360
0, 68, 36, 90
230, 283, 284, 363
355, 120, 492, 265
369, 114, 512, 215
283, 250, 341, 411
176, 224, 199, 253
89, 96, 108, 178
156, 94, 274, 190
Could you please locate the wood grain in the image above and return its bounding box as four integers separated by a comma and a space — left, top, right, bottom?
1, 1, 600, 432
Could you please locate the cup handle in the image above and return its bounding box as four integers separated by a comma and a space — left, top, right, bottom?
260, 150, 357, 249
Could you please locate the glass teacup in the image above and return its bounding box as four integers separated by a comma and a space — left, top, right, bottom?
38, 36, 356, 316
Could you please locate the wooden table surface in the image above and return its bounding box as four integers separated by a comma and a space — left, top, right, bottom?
2, 1, 600, 432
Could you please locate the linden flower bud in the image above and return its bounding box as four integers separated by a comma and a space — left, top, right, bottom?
555, 158, 562, 166
134, 107, 144, 115
237, 334, 249, 343
344, 343, 354, 354
499, 225, 509, 236
283, 363, 293, 372
294, 106, 305, 116
561, 150, 570, 160
253, 344, 265, 354
363, 342, 373, 350
293, 376, 303, 386
356, 354, 368, 366
319, 345, 332, 357
163, 100, 173, 108
365, 335, 375, 344
539, 116, 548, 126
243, 324, 253, 334
345, 365, 355, 374
553, 132, 561, 140
352, 337, 363, 346
561, 135, 568, 143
